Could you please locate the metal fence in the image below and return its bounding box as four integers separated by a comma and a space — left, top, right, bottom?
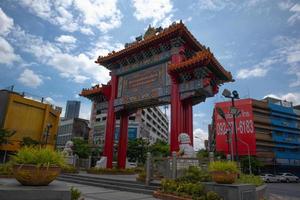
64, 155, 92, 169
145, 152, 209, 185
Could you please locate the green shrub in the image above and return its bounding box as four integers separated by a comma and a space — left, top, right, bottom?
0, 163, 13, 176
136, 170, 146, 182
161, 179, 178, 193
71, 187, 81, 200
237, 174, 264, 187
206, 191, 221, 200
86, 167, 135, 175
11, 147, 65, 167
61, 165, 78, 174
161, 178, 206, 198
176, 166, 211, 183
208, 161, 239, 173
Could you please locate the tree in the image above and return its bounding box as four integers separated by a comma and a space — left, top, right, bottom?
240, 156, 264, 175
0, 128, 16, 163
20, 137, 40, 147
72, 138, 91, 159
127, 138, 149, 164
0, 128, 16, 146
196, 149, 209, 159
149, 140, 169, 157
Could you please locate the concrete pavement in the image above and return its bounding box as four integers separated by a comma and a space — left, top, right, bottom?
59, 181, 158, 200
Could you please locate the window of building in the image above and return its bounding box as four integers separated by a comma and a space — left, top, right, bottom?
276, 132, 284, 136
102, 117, 107, 121
129, 116, 136, 121
96, 109, 101, 115
96, 118, 101, 122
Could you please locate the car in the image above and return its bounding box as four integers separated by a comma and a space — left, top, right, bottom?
260, 174, 279, 183
277, 173, 299, 183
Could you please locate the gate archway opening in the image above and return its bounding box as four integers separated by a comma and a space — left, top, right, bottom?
81, 21, 233, 169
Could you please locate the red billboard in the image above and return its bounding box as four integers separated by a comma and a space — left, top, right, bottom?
215, 99, 256, 156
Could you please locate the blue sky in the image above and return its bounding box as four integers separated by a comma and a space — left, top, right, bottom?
0, 0, 299, 149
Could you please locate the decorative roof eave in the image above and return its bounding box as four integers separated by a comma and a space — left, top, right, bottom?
168, 50, 233, 82
80, 84, 111, 99
95, 21, 204, 69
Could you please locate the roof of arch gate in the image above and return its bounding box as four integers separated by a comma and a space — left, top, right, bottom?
81, 21, 233, 103
96, 21, 204, 67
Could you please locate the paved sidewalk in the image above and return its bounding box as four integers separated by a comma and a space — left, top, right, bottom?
59, 181, 158, 200
76, 171, 138, 181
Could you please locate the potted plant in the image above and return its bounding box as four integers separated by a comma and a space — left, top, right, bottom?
208, 161, 239, 184
11, 147, 65, 186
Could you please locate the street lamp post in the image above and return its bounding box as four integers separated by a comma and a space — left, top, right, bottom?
222, 89, 240, 162
238, 138, 252, 174
44, 123, 53, 147
216, 107, 234, 161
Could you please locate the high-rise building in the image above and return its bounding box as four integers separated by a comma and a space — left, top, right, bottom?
89, 104, 169, 146
210, 97, 300, 174
65, 100, 80, 119
56, 118, 89, 149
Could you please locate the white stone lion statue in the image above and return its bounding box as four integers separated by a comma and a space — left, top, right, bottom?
63, 140, 74, 156
178, 133, 196, 158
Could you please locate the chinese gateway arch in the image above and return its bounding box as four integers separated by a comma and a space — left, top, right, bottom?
81, 21, 233, 169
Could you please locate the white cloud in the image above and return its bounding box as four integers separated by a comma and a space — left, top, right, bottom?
0, 8, 20, 65
264, 92, 300, 105
18, 0, 122, 33
0, 37, 21, 64
132, 0, 174, 26
55, 35, 77, 44
74, 0, 122, 32
288, 66, 300, 87
287, 3, 300, 25
194, 128, 208, 150
236, 57, 276, 80
278, 0, 293, 10
195, 0, 234, 11
10, 27, 113, 84
272, 36, 300, 87
18, 69, 43, 88
0, 8, 14, 36
194, 112, 206, 118
44, 97, 55, 104
237, 35, 300, 84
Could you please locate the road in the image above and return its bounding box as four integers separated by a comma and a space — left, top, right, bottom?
267, 183, 300, 200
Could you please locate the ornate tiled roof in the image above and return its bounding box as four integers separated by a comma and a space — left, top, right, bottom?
80, 84, 111, 98
168, 50, 233, 82
96, 21, 204, 68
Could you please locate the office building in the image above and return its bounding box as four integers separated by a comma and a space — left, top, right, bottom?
56, 118, 89, 149
210, 97, 300, 174
90, 105, 169, 146
65, 100, 80, 119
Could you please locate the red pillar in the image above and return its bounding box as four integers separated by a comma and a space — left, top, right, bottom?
182, 100, 193, 146
186, 101, 193, 146
170, 80, 180, 152
117, 112, 129, 169
103, 75, 117, 168
170, 50, 185, 153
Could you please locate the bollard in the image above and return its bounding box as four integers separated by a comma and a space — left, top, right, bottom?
171, 151, 177, 179
209, 152, 214, 163
145, 152, 151, 186
88, 156, 92, 169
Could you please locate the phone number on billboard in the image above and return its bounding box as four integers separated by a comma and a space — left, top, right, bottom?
216, 120, 254, 135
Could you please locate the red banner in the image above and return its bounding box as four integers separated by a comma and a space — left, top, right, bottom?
215, 99, 256, 156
